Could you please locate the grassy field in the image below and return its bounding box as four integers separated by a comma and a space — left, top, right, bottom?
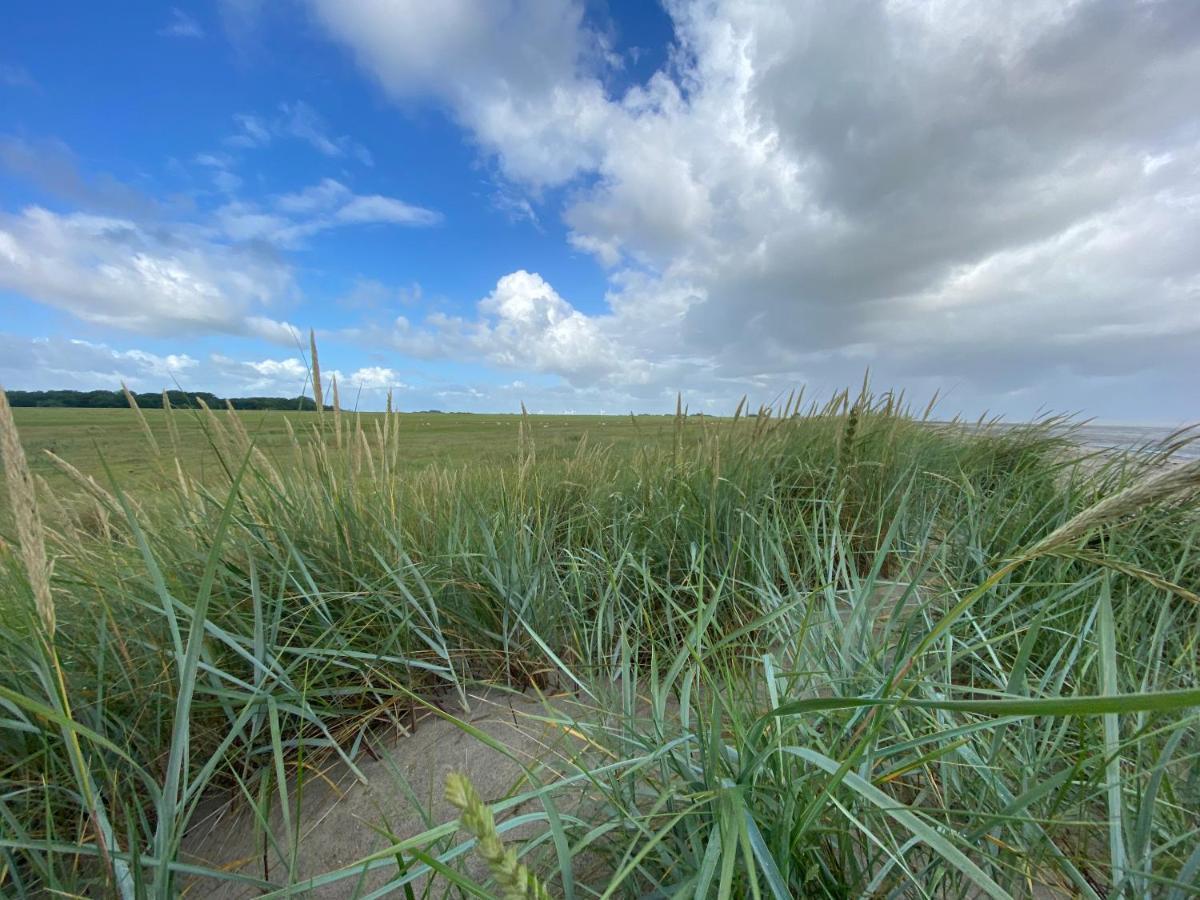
1, 389, 1199, 898
10, 406, 677, 497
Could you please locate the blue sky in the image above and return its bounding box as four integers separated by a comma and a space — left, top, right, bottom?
2, 2, 1198, 421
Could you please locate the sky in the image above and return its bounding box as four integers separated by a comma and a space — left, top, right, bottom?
1, 1, 1197, 422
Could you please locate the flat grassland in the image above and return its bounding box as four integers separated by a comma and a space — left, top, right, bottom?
11, 406, 675, 496
1, 394, 1198, 898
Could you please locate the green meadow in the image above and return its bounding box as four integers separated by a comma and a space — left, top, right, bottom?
9, 406, 674, 497
1, 388, 1198, 898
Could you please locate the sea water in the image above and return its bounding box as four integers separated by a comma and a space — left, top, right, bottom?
1070, 424, 1199, 461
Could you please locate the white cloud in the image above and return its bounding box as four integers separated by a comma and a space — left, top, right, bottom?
278, 100, 374, 165
245, 357, 307, 379
193, 152, 243, 193
348, 366, 403, 390
335, 194, 439, 226
215, 178, 440, 246
274, 178, 350, 214
307, 0, 613, 186
226, 114, 272, 149
0, 335, 198, 392
101, 345, 199, 377
207, 355, 407, 397
0, 334, 411, 403
307, 0, 1200, 419
0, 140, 437, 341
225, 102, 373, 164
159, 8, 205, 39
245, 316, 303, 345
209, 354, 311, 394
0, 206, 297, 341
381, 269, 648, 386
474, 270, 630, 379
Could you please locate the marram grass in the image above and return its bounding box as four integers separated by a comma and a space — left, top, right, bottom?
0, 378, 1198, 898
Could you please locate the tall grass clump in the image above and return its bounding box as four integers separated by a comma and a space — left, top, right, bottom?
0, 373, 1198, 898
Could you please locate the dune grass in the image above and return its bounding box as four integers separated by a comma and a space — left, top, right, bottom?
0, 382, 1198, 898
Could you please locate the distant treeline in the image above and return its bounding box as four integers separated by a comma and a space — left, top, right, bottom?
7, 389, 324, 411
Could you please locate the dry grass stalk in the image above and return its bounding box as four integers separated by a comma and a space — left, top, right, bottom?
352, 412, 363, 478
122, 382, 161, 456
372, 419, 387, 472
195, 397, 233, 461
43, 450, 120, 510
223, 400, 252, 455
519, 401, 534, 468
162, 390, 183, 459
35, 473, 69, 523
174, 457, 191, 502
332, 375, 342, 450
391, 401, 402, 471
1028, 456, 1200, 557
359, 426, 377, 482
732, 394, 747, 425
310, 328, 324, 414
252, 447, 286, 495
0, 387, 55, 638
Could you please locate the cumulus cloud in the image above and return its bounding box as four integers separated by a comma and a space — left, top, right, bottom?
0, 206, 298, 341
348, 366, 403, 390
208, 354, 311, 394
207, 355, 406, 397
382, 270, 648, 386
307, 0, 614, 185
474, 270, 631, 379
308, 0, 1200, 419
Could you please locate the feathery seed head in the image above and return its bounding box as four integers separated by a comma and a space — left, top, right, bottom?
0, 387, 55, 638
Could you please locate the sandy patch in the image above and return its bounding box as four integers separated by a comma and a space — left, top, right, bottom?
182, 687, 590, 897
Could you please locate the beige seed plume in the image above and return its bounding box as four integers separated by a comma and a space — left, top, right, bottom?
310, 329, 323, 413
1028, 455, 1200, 557
332, 375, 342, 450
0, 387, 55, 638
43, 450, 119, 510
121, 382, 160, 455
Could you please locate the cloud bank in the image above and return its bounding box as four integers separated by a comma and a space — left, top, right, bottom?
308, 0, 1200, 417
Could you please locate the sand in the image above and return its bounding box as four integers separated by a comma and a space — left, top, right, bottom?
182, 686, 591, 898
